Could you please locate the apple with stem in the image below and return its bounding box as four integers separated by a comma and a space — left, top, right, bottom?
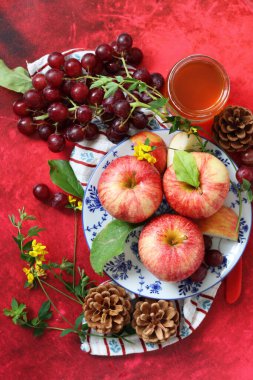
138, 214, 205, 282
163, 152, 230, 218
130, 131, 167, 174
98, 156, 163, 223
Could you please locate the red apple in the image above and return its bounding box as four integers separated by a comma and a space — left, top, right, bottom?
98, 156, 163, 223
163, 152, 230, 218
138, 214, 205, 282
130, 131, 167, 174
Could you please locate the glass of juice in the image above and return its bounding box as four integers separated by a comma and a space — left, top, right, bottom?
166, 54, 230, 124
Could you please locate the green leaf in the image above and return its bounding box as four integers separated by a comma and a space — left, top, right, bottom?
90, 76, 111, 89
8, 215, 16, 226
242, 178, 251, 191
247, 188, 253, 202
138, 82, 147, 93
128, 82, 139, 92
0, 60, 32, 93
13, 236, 22, 250
33, 322, 47, 337
90, 220, 137, 275
149, 97, 167, 109
48, 160, 84, 199
115, 75, 124, 83
11, 298, 18, 310
38, 300, 51, 320
104, 82, 118, 98
173, 151, 200, 188
27, 226, 45, 237
75, 314, 84, 329
60, 328, 75, 337
23, 240, 33, 251
20, 252, 35, 264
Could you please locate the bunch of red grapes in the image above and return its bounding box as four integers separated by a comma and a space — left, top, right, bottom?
235, 148, 253, 187
12, 33, 165, 153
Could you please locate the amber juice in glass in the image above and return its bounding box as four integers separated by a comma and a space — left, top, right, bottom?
166, 55, 230, 124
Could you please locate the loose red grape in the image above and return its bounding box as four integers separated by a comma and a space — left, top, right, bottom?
37, 122, 54, 141
203, 235, 212, 251
33, 183, 51, 201
133, 68, 151, 84
190, 264, 207, 282
17, 117, 36, 135
241, 148, 253, 167
45, 68, 64, 88
13, 99, 30, 116
205, 250, 223, 267
150, 73, 165, 90
48, 133, 66, 152
112, 118, 130, 134
76, 105, 93, 124
130, 111, 148, 129
236, 165, 253, 184
48, 52, 65, 69
88, 88, 104, 105
23, 89, 43, 109
66, 124, 85, 142
50, 192, 68, 208
83, 123, 99, 140
113, 100, 130, 119
64, 58, 82, 77
43, 86, 61, 102
70, 82, 89, 103
81, 53, 98, 71
106, 126, 126, 143
95, 44, 113, 62
48, 102, 69, 122
32, 73, 47, 90
117, 33, 133, 51
126, 47, 143, 65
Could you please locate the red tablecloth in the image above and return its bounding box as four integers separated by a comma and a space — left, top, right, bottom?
1, 1, 253, 379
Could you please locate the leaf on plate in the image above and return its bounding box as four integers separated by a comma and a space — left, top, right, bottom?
149, 97, 167, 109
173, 151, 200, 188
0, 59, 32, 93
90, 220, 137, 275
48, 160, 84, 199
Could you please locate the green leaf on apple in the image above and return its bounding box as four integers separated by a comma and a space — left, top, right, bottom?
90, 220, 137, 275
48, 159, 84, 199
173, 151, 200, 188
0, 59, 33, 93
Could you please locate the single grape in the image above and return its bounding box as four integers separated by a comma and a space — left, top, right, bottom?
64, 58, 82, 77
81, 53, 98, 71
140, 92, 153, 103
76, 105, 93, 124
236, 165, 253, 184
241, 148, 253, 167
102, 96, 115, 113
17, 117, 36, 135
23, 89, 43, 109
190, 264, 207, 282
111, 40, 121, 57
32, 73, 47, 90
104, 60, 121, 74
113, 89, 125, 101
95, 43, 113, 62
117, 33, 133, 50
130, 111, 148, 129
50, 192, 69, 208
43, 86, 61, 102
37, 122, 54, 141
66, 124, 85, 142
100, 112, 114, 123
70, 82, 89, 103
61, 80, 73, 96
133, 68, 151, 84
48, 52, 65, 69
125, 91, 142, 103
33, 183, 51, 201
92, 60, 104, 75
113, 100, 130, 119
88, 88, 104, 105
48, 102, 69, 122
13, 99, 30, 116
150, 73, 165, 90
112, 118, 130, 134
45, 68, 64, 88
106, 126, 126, 143
48, 133, 66, 152
205, 250, 223, 267
83, 123, 99, 140
125, 47, 143, 65
203, 235, 212, 251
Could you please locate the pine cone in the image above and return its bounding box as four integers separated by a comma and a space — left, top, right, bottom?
132, 299, 179, 343
83, 283, 131, 334
212, 105, 253, 152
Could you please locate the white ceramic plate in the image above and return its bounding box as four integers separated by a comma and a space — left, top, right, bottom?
82, 130, 252, 300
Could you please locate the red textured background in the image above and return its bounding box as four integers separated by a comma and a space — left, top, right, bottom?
1, 1, 253, 379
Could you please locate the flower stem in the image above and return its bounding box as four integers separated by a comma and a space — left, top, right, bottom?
73, 210, 78, 288
40, 279, 83, 305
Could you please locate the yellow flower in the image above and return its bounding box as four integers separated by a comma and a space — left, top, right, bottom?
133, 143, 157, 164
29, 240, 48, 258
68, 195, 83, 211
76, 201, 83, 211
68, 195, 76, 204
34, 264, 46, 278
23, 267, 34, 284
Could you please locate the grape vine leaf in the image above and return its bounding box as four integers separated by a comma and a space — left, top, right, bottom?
0, 60, 32, 93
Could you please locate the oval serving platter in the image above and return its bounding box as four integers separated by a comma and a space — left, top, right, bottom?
82, 130, 252, 300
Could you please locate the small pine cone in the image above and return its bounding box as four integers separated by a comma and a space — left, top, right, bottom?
212, 105, 253, 152
83, 283, 131, 334
132, 299, 179, 343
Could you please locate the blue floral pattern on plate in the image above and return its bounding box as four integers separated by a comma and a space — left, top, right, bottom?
82, 130, 252, 300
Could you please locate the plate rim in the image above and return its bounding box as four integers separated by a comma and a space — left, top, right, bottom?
82, 129, 252, 299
